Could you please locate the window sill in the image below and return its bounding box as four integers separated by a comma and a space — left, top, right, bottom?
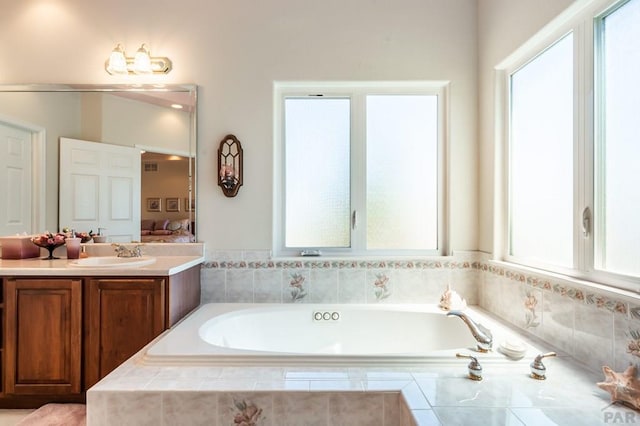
487, 259, 640, 304
271, 250, 477, 262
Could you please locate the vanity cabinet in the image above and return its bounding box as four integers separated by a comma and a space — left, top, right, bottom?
84, 265, 200, 388
0, 263, 201, 407
84, 277, 165, 389
4, 278, 82, 396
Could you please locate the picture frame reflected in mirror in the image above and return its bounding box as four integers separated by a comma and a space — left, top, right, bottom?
166, 197, 180, 212
147, 197, 161, 212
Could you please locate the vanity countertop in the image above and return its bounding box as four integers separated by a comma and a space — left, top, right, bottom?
0, 255, 204, 277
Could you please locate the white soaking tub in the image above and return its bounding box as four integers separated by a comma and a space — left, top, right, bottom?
142, 303, 523, 366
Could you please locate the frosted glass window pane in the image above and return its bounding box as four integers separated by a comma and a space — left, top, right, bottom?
366, 95, 438, 250
284, 98, 350, 248
509, 34, 573, 267
599, 0, 640, 276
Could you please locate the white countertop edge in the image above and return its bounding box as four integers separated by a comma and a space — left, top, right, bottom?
0, 255, 204, 276
164, 256, 205, 275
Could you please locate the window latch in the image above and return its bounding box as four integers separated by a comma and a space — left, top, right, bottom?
351, 210, 357, 230
582, 206, 591, 237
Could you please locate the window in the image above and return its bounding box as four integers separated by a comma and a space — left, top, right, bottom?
502, 0, 640, 290
595, 0, 640, 277
274, 83, 447, 257
509, 34, 574, 268
284, 97, 351, 248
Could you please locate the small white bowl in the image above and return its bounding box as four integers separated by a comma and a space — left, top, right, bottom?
92, 235, 107, 243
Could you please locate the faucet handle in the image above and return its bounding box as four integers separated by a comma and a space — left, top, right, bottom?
456, 353, 483, 381
530, 352, 556, 380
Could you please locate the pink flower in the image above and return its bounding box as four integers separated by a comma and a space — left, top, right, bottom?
220, 164, 236, 178
524, 294, 537, 311
374, 274, 389, 288
31, 232, 66, 247
233, 401, 262, 426
628, 340, 640, 357
290, 273, 305, 288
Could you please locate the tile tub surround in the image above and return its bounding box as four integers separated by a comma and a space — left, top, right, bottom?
477, 259, 640, 374
87, 308, 637, 426
200, 251, 478, 306
201, 250, 640, 375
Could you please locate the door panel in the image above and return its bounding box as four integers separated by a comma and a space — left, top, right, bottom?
0, 122, 32, 236
85, 278, 165, 388
4, 278, 82, 395
59, 137, 141, 242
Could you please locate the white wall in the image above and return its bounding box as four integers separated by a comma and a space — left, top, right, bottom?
0, 0, 478, 252
0, 92, 80, 229
101, 95, 190, 154
477, 0, 577, 253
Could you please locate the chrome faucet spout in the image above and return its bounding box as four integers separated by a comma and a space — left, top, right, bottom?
111, 243, 143, 258
447, 310, 493, 352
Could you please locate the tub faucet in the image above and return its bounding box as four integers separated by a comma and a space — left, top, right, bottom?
112, 243, 142, 258
447, 310, 493, 352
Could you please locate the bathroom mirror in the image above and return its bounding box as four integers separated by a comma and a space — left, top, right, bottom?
0, 84, 197, 242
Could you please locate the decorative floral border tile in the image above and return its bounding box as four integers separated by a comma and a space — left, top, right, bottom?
289, 272, 307, 302
201, 251, 635, 318
231, 399, 263, 425
203, 258, 472, 271
372, 273, 391, 301
523, 292, 540, 329
625, 330, 640, 358
480, 261, 628, 316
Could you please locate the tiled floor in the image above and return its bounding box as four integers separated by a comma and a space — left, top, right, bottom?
0, 409, 34, 426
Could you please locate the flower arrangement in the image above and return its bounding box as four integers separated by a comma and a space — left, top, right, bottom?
220, 164, 237, 190
61, 227, 94, 243
220, 164, 236, 178
74, 231, 94, 243
31, 232, 66, 259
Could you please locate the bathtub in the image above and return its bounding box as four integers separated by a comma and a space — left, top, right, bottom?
142, 303, 528, 366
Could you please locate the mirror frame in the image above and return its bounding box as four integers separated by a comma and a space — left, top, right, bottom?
0, 83, 197, 241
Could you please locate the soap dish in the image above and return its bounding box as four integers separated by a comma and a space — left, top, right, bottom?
498, 338, 527, 360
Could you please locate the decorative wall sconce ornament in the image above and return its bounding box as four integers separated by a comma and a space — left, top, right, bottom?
218, 134, 243, 197
105, 43, 172, 75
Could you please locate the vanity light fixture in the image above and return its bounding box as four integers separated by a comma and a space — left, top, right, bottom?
218, 134, 243, 197
105, 43, 172, 75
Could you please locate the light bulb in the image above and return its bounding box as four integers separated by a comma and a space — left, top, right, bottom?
106, 44, 127, 75
133, 44, 152, 74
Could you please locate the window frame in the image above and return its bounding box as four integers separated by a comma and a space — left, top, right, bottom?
496, 0, 640, 291
273, 81, 450, 258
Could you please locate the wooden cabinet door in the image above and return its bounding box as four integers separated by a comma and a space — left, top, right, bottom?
85, 278, 165, 388
4, 278, 82, 395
